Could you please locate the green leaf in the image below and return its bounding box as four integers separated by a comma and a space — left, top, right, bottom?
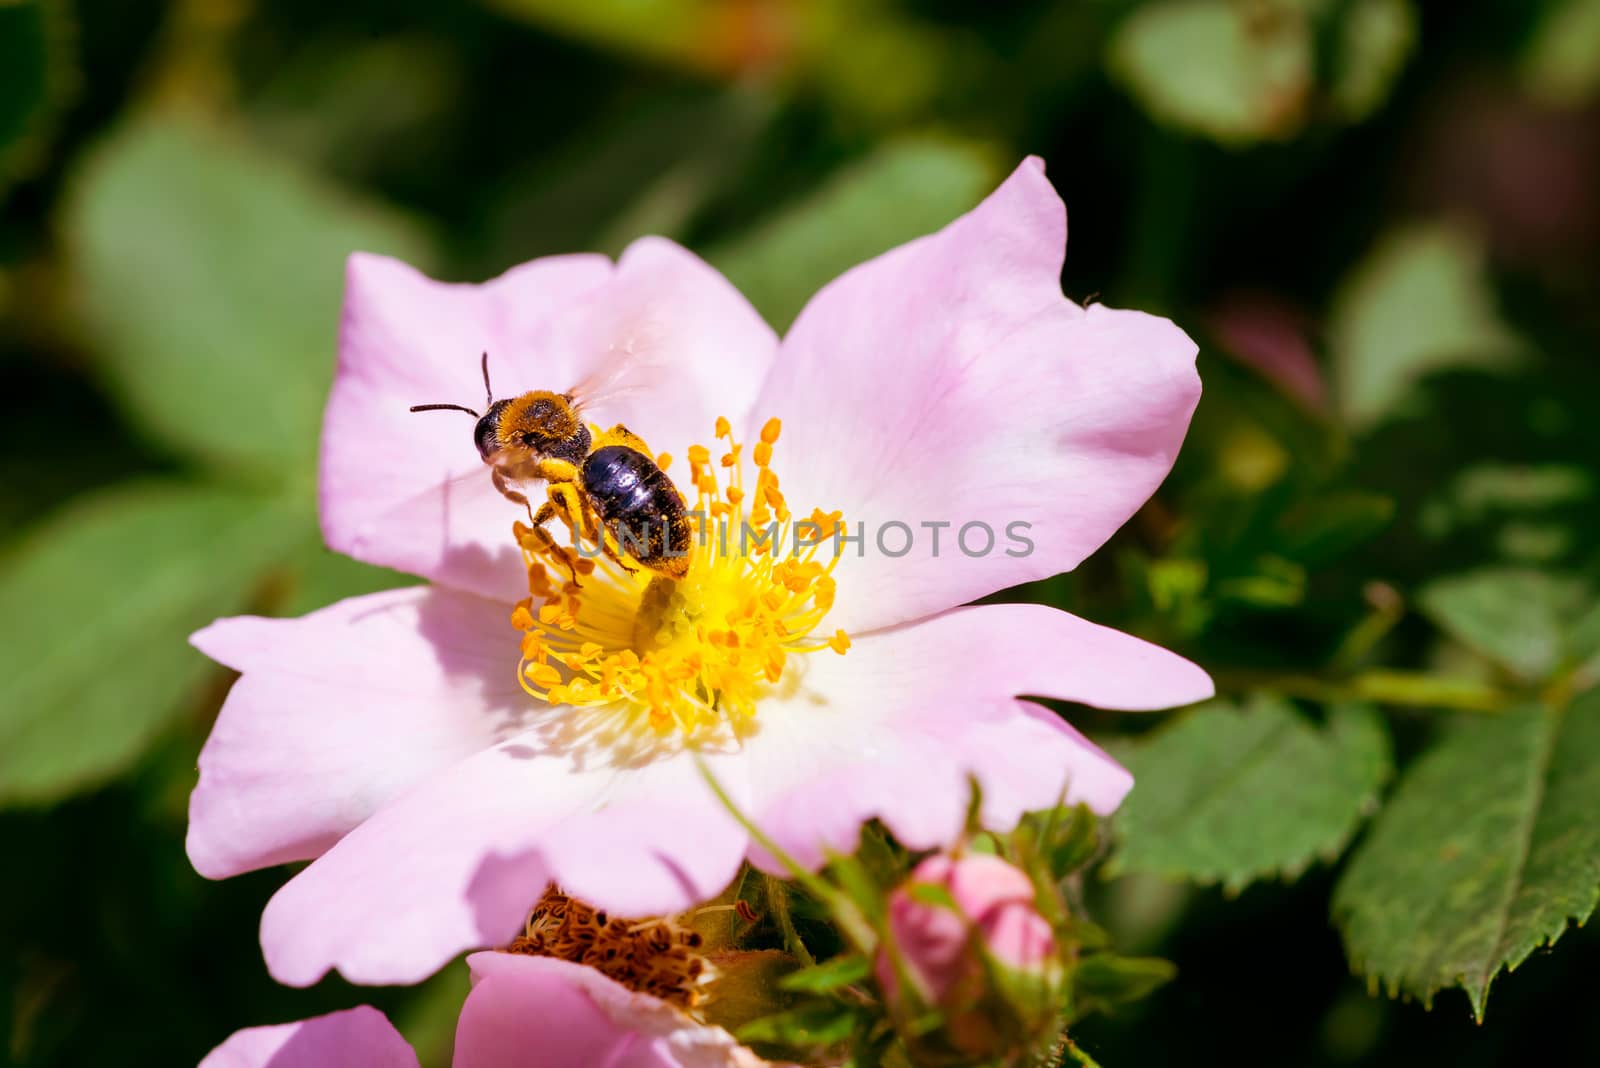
1107, 698, 1391, 891
65, 110, 431, 475
1108, 0, 1312, 144
394, 962, 470, 1067
779, 954, 871, 994
1417, 568, 1593, 682
0, 0, 73, 189
483, 0, 734, 72
1333, 693, 1600, 1019
1522, 0, 1600, 106
1069, 953, 1178, 1019
1275, 491, 1395, 566
1328, 0, 1417, 121
1329, 223, 1525, 430
707, 137, 1000, 331
0, 483, 307, 806
736, 1002, 859, 1048
827, 848, 890, 925
1016, 804, 1101, 881
486, 90, 771, 264
281, 543, 414, 618
905, 882, 961, 911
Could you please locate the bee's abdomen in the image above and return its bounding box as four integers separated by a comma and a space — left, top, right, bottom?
581, 445, 690, 575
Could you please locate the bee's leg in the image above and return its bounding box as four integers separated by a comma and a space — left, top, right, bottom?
593, 523, 640, 578
492, 468, 536, 525
530, 495, 584, 587
546, 479, 628, 584
558, 484, 639, 578
592, 424, 654, 458
533, 458, 582, 484
544, 481, 589, 540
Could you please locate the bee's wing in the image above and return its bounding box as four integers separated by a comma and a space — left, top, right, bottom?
565, 320, 673, 415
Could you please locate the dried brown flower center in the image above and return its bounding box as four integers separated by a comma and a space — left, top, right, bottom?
505, 886, 714, 1010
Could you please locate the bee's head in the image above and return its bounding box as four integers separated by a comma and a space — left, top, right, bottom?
474, 398, 513, 461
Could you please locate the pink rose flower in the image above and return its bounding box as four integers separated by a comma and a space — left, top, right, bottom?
187, 157, 1212, 989
878, 854, 1061, 1061
882, 854, 1058, 1001
200, 954, 772, 1068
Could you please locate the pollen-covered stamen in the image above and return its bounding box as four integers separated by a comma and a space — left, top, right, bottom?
504, 886, 715, 1011
513, 416, 848, 739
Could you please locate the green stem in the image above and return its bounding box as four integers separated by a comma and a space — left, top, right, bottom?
765, 873, 816, 968
1059, 1034, 1104, 1068
1211, 668, 1511, 713
696, 757, 877, 951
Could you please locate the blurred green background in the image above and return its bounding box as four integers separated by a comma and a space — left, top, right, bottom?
2, 0, 1598, 1065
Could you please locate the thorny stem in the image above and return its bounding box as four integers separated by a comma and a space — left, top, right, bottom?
1058, 1034, 1104, 1068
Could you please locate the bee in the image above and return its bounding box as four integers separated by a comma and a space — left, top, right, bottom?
411, 353, 691, 581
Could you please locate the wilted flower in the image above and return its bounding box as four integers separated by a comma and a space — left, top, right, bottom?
188, 157, 1212, 989
878, 854, 1062, 1063
200, 951, 773, 1068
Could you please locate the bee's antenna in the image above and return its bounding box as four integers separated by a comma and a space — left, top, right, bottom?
481, 351, 494, 407
409, 403, 481, 417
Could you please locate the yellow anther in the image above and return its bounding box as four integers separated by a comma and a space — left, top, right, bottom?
828, 630, 851, 654
526, 663, 563, 689
512, 412, 845, 738
760, 418, 781, 444
656, 452, 672, 472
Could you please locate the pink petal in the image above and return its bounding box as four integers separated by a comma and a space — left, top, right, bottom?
321, 252, 609, 600
199, 1006, 417, 1068
569, 238, 779, 471
259, 739, 749, 987
461, 954, 766, 1068
455, 958, 654, 1068
743, 603, 1211, 868
753, 157, 1201, 632
187, 587, 523, 879
321, 240, 776, 601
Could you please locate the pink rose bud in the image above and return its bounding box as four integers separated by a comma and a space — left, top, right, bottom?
877, 854, 1062, 1062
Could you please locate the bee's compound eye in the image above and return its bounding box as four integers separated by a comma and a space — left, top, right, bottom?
474, 413, 500, 459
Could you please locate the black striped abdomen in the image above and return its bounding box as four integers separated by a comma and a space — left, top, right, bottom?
581, 445, 691, 575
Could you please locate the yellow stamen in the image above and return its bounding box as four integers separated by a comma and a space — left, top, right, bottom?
512, 416, 848, 741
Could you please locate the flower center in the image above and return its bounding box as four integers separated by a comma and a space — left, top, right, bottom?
505, 886, 715, 1010
512, 417, 849, 739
